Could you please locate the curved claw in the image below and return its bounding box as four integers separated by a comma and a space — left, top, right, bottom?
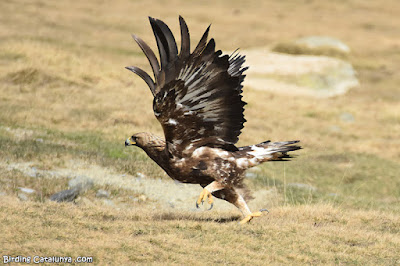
195, 201, 206, 209
196, 188, 214, 210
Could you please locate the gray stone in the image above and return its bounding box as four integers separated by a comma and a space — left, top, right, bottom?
17, 193, 29, 201
50, 188, 80, 202
96, 189, 110, 198
18, 187, 35, 194
68, 176, 94, 193
16, 187, 35, 202
340, 112, 355, 123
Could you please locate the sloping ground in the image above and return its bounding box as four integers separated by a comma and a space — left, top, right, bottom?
0, 159, 278, 213
1, 0, 400, 264
1, 198, 399, 264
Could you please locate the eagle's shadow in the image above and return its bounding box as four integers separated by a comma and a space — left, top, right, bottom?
152, 212, 242, 223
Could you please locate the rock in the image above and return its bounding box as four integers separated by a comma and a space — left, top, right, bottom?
273, 36, 350, 56
17, 187, 35, 201
287, 183, 317, 192
18, 187, 35, 194
68, 176, 94, 193
340, 112, 355, 123
96, 189, 110, 198
243, 50, 359, 98
50, 188, 80, 202
294, 36, 351, 54
17, 193, 29, 201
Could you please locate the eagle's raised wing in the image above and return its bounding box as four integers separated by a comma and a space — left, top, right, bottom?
127, 16, 248, 155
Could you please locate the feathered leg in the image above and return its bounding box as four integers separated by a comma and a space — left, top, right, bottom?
213, 187, 268, 224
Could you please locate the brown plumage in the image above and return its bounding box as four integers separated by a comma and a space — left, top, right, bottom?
125, 16, 301, 223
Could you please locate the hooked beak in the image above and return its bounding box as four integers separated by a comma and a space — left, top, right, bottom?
125, 137, 135, 147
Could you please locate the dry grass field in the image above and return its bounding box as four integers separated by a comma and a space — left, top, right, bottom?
1, 0, 399, 264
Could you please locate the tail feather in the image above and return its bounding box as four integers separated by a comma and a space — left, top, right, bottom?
236, 140, 301, 169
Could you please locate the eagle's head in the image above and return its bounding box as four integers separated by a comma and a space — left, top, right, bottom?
125, 132, 147, 148
125, 132, 165, 149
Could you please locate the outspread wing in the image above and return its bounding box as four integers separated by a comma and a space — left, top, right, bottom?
127, 16, 248, 155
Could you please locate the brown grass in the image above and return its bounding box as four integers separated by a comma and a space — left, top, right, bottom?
1, 0, 400, 264
1, 198, 399, 264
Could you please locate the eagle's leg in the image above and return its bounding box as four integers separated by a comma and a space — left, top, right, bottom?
239, 209, 269, 224
196, 181, 225, 210
229, 190, 268, 224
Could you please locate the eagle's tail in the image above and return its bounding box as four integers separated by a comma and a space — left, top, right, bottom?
236, 140, 301, 169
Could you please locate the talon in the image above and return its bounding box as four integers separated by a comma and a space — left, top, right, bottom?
239, 209, 269, 224
207, 191, 213, 210
196, 188, 213, 210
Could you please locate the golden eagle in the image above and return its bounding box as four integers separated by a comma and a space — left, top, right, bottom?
125, 16, 301, 224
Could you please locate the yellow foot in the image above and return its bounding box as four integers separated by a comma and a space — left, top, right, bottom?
196, 188, 214, 210
239, 209, 269, 224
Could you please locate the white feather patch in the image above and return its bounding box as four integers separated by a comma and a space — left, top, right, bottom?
248, 145, 271, 159
236, 158, 249, 168
167, 119, 178, 125
214, 149, 229, 158
192, 147, 207, 158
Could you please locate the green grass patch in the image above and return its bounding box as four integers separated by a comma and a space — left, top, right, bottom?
0, 124, 164, 178
250, 152, 400, 211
